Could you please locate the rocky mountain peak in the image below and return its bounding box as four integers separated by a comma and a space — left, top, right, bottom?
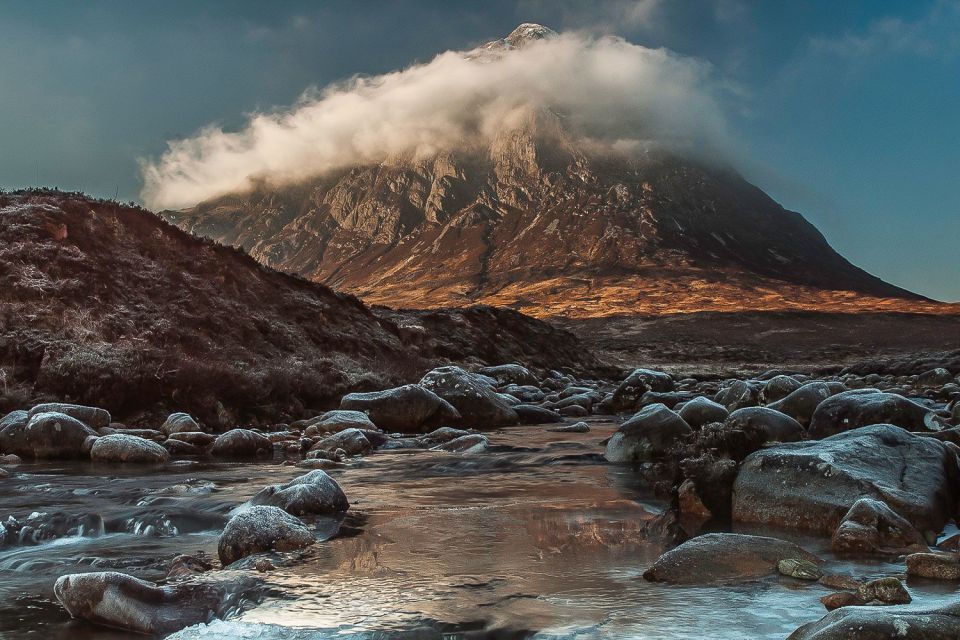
482, 23, 558, 53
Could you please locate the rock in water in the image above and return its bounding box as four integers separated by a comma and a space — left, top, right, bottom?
778, 558, 822, 580
733, 425, 957, 535
788, 602, 960, 639
340, 384, 460, 432
856, 577, 911, 604
547, 422, 590, 433
642, 533, 821, 584
514, 404, 564, 424
808, 389, 936, 438
28, 403, 111, 429
430, 434, 489, 453
0, 412, 98, 459
55, 571, 224, 634
250, 470, 349, 516
478, 364, 538, 386
609, 368, 674, 412
906, 552, 960, 580
210, 429, 273, 458
604, 404, 691, 463
90, 434, 170, 463
302, 410, 376, 436
419, 366, 519, 428
831, 497, 928, 555
218, 506, 315, 565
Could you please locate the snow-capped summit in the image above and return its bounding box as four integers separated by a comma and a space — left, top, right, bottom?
482, 23, 558, 52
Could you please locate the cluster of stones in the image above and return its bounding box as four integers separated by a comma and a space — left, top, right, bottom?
600, 364, 960, 637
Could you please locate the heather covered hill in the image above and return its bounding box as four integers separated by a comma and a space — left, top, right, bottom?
0, 190, 600, 425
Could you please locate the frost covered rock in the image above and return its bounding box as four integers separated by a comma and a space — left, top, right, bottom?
733, 425, 957, 535
161, 412, 202, 435
0, 412, 98, 459
768, 382, 840, 427
28, 403, 111, 430
808, 389, 936, 439
91, 434, 170, 463
677, 396, 729, 428
309, 428, 372, 457
340, 384, 460, 432
218, 506, 315, 565
788, 601, 960, 639
723, 407, 805, 443
302, 410, 376, 436
55, 571, 224, 634
430, 433, 489, 454
609, 368, 674, 412
210, 429, 272, 458
419, 366, 518, 428
478, 363, 538, 386
604, 403, 691, 463
250, 470, 349, 516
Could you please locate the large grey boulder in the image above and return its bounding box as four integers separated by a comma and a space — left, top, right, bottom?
714, 380, 760, 411
218, 506, 315, 565
0, 412, 98, 458
643, 533, 821, 585
419, 366, 518, 428
160, 412, 202, 435
250, 470, 349, 516
55, 571, 224, 635
28, 403, 110, 430
303, 410, 377, 436
768, 382, 840, 427
340, 384, 460, 432
733, 425, 958, 535
831, 497, 927, 555
809, 389, 937, 439
609, 368, 674, 412
604, 403, 691, 463
723, 407, 805, 443
788, 602, 960, 639
478, 364, 538, 386
90, 434, 170, 463
210, 429, 272, 458
677, 396, 729, 428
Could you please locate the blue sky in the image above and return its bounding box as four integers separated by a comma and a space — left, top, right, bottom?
1, 0, 957, 300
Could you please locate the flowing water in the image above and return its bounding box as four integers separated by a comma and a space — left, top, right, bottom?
1, 421, 958, 639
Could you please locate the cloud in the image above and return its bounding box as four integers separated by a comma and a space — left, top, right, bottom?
141, 26, 729, 209
808, 0, 960, 59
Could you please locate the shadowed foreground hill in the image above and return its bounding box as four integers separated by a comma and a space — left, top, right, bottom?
0, 190, 600, 426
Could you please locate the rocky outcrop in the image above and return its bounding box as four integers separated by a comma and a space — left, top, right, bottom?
732, 425, 958, 535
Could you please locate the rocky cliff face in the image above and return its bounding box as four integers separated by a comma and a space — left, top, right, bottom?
162, 25, 941, 319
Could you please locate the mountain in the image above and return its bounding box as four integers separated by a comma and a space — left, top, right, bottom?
162, 24, 950, 319
0, 190, 600, 425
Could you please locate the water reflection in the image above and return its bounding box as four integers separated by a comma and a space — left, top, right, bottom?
1, 422, 958, 639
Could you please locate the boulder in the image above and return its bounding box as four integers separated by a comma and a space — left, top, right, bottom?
857, 577, 911, 604
918, 367, 955, 387
160, 412, 202, 435
642, 533, 821, 584
168, 432, 216, 447
547, 422, 590, 433
218, 506, 315, 565
513, 404, 563, 424
714, 380, 760, 411
417, 427, 473, 447
310, 428, 371, 457
28, 403, 110, 430
809, 389, 937, 439
0, 412, 98, 459
340, 384, 460, 432
478, 364, 538, 386
609, 368, 674, 412
604, 404, 691, 463
761, 375, 803, 404
90, 434, 170, 464
430, 434, 489, 454
302, 410, 377, 436
559, 404, 588, 417
778, 558, 822, 580
163, 439, 205, 456
733, 425, 957, 535
419, 366, 519, 428
210, 429, 273, 458
788, 602, 960, 639
906, 552, 960, 580
768, 382, 839, 427
54, 571, 224, 634
723, 407, 805, 443
250, 470, 349, 516
677, 396, 729, 428
831, 498, 927, 555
